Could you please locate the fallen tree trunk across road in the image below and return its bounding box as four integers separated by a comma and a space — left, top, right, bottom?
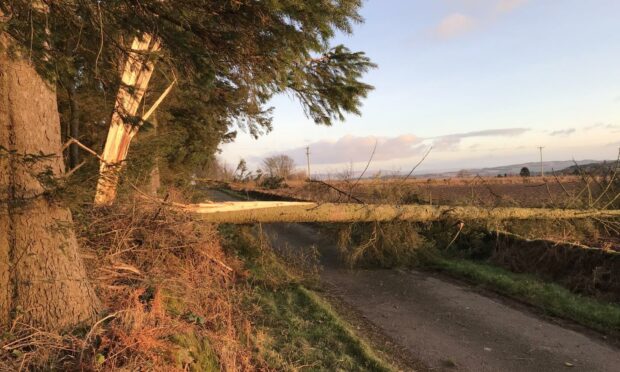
180, 201, 620, 223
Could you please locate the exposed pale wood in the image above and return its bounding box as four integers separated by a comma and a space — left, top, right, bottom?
141, 78, 176, 124
62, 137, 104, 161
94, 34, 161, 206
179, 202, 620, 223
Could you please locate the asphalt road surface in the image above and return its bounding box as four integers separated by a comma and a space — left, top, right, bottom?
208, 189, 620, 372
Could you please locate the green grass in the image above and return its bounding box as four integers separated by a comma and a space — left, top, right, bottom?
252, 285, 391, 371
219, 225, 394, 371
431, 257, 620, 335
170, 332, 220, 372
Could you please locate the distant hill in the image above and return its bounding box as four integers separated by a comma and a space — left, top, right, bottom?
559, 161, 619, 176
417, 160, 608, 178
314, 159, 616, 180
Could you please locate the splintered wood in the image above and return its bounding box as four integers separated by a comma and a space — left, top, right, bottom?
94, 35, 160, 206
178, 202, 620, 224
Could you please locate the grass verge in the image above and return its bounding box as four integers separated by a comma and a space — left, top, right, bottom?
220, 224, 394, 371
429, 257, 620, 336
334, 221, 620, 338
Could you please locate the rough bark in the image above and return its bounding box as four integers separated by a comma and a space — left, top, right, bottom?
0, 36, 100, 331
94, 35, 159, 206
182, 201, 620, 223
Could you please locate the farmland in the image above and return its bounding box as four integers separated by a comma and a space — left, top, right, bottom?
237, 176, 595, 207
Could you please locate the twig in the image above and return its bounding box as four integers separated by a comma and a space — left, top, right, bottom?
64, 161, 87, 178
552, 169, 572, 199
592, 150, 620, 207
61, 138, 105, 162
572, 159, 593, 207
351, 139, 377, 190
307, 179, 365, 204
402, 146, 432, 183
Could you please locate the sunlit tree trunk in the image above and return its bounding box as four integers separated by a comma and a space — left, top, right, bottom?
94, 35, 160, 206
0, 35, 99, 331
181, 201, 620, 223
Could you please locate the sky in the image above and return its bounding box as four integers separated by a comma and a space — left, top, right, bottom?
220, 0, 620, 175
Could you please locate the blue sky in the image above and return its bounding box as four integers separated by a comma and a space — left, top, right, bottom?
221, 0, 620, 174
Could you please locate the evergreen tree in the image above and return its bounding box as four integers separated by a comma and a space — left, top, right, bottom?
1, 1, 375, 330
520, 167, 531, 177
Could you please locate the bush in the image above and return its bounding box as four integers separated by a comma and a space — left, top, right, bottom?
259, 176, 287, 189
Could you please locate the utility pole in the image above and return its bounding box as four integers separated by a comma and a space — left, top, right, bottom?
306, 146, 311, 180
538, 146, 544, 177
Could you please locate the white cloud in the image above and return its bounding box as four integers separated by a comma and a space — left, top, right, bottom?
549, 128, 576, 136
434, 13, 477, 39
432, 0, 527, 40
253, 129, 530, 166
432, 128, 530, 150
585, 123, 620, 132
257, 134, 426, 166
495, 0, 528, 14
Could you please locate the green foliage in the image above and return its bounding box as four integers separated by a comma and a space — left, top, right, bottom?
170, 333, 219, 372
3, 1, 375, 181
520, 167, 531, 177
252, 286, 391, 371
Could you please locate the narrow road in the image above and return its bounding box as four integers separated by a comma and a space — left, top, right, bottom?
208, 190, 620, 372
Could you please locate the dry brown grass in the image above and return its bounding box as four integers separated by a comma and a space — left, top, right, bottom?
1, 192, 256, 371
236, 176, 590, 208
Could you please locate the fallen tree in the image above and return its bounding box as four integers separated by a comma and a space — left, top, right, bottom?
178, 201, 620, 223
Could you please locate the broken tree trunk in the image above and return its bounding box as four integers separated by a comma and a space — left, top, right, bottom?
179, 201, 620, 223
94, 35, 160, 206
0, 34, 100, 331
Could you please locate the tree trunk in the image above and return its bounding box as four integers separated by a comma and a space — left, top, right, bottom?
0, 36, 100, 331
94, 35, 159, 206
67, 84, 80, 169
181, 201, 620, 223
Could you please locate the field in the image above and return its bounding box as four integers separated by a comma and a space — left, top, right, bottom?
233, 175, 614, 208
228, 175, 619, 246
